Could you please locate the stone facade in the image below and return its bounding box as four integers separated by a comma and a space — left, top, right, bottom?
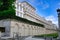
0, 19, 57, 38
10, 19, 45, 37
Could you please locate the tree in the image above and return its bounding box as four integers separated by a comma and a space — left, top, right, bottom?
0, 0, 16, 18
0, 0, 16, 11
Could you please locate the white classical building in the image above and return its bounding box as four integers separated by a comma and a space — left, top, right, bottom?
15, 1, 57, 30
0, 0, 57, 38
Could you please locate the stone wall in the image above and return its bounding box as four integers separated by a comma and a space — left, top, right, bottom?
0, 19, 11, 37
10, 19, 57, 37
0, 19, 57, 38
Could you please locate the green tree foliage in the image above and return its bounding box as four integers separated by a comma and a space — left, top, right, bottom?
0, 0, 16, 11
0, 0, 16, 18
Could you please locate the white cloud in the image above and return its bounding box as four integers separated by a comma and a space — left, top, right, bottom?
30, 0, 36, 3
45, 15, 58, 27
42, 1, 49, 9
37, 1, 43, 5
42, 4, 49, 9
37, 0, 49, 9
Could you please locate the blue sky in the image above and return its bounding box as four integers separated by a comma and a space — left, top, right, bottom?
19, 0, 60, 26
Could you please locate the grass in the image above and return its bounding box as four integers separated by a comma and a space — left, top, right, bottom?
34, 33, 58, 38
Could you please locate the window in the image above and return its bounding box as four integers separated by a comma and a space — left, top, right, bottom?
20, 5, 23, 11
19, 13, 22, 17
16, 11, 19, 16
17, 5, 19, 10
0, 27, 5, 32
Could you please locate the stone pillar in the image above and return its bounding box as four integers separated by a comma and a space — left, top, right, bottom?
57, 9, 60, 39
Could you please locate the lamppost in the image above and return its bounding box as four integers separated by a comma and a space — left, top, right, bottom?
57, 8, 60, 39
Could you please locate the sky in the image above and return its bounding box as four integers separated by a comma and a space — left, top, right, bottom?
19, 0, 60, 27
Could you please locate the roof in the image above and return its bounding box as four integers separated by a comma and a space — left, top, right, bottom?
21, 1, 36, 10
